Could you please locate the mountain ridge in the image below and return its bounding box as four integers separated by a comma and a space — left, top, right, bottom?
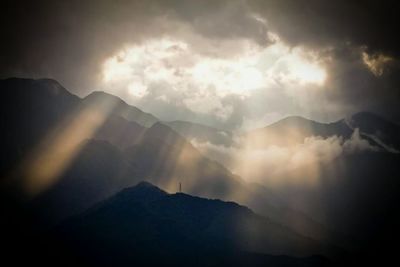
57, 181, 335, 264
83, 90, 159, 127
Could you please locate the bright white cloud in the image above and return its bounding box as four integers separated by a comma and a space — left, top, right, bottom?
101, 36, 327, 125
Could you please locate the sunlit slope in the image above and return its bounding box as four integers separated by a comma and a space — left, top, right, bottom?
83, 91, 159, 127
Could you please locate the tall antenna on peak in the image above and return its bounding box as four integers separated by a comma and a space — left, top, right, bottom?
179, 182, 182, 193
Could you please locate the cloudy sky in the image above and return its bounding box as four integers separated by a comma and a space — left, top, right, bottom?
2, 0, 399, 130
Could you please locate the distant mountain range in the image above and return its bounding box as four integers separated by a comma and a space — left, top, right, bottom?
245, 113, 399, 152
1, 78, 400, 266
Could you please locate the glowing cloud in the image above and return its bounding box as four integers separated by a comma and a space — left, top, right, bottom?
192, 129, 379, 187
362, 51, 393, 76
101, 36, 327, 122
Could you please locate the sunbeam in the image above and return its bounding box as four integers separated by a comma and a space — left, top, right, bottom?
9, 96, 120, 196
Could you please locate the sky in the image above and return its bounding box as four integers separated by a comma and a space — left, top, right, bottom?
1, 0, 399, 130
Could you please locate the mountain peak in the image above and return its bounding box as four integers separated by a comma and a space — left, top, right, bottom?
123, 181, 166, 193
84, 90, 127, 105
150, 121, 175, 131
270, 115, 318, 126
133, 181, 161, 189
83, 91, 159, 127
144, 122, 186, 145
1, 77, 74, 98
116, 181, 168, 204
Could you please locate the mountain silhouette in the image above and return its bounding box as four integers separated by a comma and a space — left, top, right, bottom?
0, 78, 80, 174
54, 181, 329, 266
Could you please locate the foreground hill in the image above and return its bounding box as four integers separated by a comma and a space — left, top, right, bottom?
55, 181, 329, 266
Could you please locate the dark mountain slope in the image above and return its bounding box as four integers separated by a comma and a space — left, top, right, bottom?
278, 151, 400, 241
0, 78, 81, 174
30, 139, 140, 224
346, 111, 400, 151
55, 181, 330, 266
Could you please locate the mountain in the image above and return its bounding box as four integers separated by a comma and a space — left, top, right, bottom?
345, 111, 400, 152
245, 116, 353, 148
245, 113, 400, 152
163, 120, 235, 147
83, 91, 158, 127
54, 181, 330, 266
0, 78, 81, 175
94, 115, 146, 149
29, 139, 139, 224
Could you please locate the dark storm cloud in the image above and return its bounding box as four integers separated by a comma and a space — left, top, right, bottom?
324, 47, 400, 122
0, 0, 269, 94
1, 0, 168, 93
250, 0, 400, 57
246, 0, 400, 122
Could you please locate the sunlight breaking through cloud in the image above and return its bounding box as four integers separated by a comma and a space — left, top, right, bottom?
101, 36, 327, 123
192, 129, 379, 187
12, 98, 120, 196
